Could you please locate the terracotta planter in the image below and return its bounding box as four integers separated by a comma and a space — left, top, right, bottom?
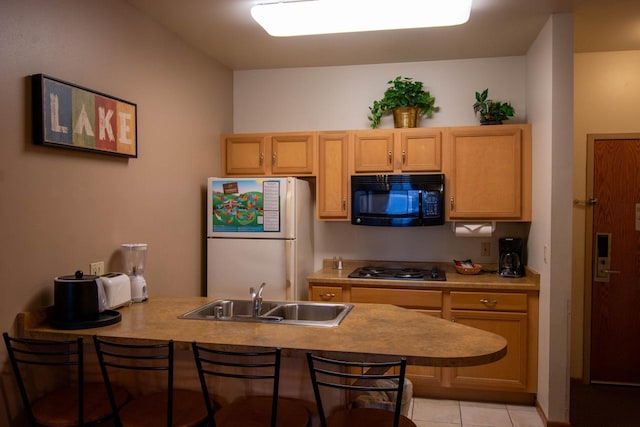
393, 107, 419, 128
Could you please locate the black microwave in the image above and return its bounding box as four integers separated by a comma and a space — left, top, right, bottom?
351, 174, 445, 227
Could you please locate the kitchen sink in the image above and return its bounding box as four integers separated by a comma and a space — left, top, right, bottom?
178, 299, 353, 327
266, 303, 350, 323
180, 299, 279, 318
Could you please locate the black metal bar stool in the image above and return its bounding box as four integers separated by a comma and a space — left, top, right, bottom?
3, 332, 128, 427
191, 343, 311, 427
306, 352, 416, 427
93, 336, 207, 427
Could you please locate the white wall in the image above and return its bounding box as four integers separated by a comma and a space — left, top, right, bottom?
526, 14, 574, 424
234, 58, 530, 269
0, 2, 232, 423
235, 58, 526, 132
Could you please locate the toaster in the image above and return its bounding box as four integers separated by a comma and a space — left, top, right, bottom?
100, 273, 132, 309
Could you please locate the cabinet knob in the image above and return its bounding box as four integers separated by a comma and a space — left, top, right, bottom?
342, 196, 347, 211
480, 298, 498, 305
272, 152, 277, 165
388, 150, 392, 164
319, 293, 336, 301
450, 197, 454, 210
259, 153, 264, 165
402, 150, 406, 164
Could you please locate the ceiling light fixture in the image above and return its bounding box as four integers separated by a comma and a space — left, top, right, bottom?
251, 0, 473, 37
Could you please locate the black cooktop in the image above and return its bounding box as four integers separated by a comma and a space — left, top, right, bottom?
348, 266, 446, 282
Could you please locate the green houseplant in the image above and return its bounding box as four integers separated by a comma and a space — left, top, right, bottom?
368, 76, 439, 129
473, 88, 515, 125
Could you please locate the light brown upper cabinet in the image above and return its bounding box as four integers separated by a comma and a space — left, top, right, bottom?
353, 128, 442, 173
444, 124, 531, 221
222, 132, 315, 176
317, 132, 350, 220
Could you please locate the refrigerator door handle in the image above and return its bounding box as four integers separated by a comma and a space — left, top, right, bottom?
284, 178, 295, 238
284, 240, 293, 300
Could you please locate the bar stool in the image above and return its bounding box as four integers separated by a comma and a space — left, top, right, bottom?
306, 352, 416, 427
191, 343, 311, 427
93, 336, 207, 427
3, 332, 128, 427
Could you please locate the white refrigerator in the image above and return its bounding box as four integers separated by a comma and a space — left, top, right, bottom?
206, 177, 313, 301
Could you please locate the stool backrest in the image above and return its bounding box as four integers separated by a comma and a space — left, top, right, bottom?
3, 332, 85, 427
306, 352, 407, 427
93, 336, 174, 427
191, 343, 281, 427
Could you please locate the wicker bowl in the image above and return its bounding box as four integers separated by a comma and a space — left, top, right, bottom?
454, 263, 483, 275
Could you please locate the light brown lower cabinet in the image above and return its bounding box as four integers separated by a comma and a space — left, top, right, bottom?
308, 282, 538, 404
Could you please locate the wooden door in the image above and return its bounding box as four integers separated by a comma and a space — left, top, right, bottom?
590, 138, 640, 385
447, 126, 523, 219
449, 310, 528, 391
223, 135, 266, 175
399, 129, 442, 172
317, 132, 349, 220
353, 131, 394, 173
270, 133, 315, 175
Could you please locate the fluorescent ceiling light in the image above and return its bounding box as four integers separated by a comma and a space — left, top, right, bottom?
251, 0, 472, 37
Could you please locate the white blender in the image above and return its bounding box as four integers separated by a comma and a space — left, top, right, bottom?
121, 243, 148, 302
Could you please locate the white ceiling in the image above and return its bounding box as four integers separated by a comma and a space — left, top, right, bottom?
124, 0, 640, 70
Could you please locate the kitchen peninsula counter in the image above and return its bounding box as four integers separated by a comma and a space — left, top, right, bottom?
18, 296, 506, 368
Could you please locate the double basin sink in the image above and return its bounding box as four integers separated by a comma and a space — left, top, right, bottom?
178, 299, 353, 327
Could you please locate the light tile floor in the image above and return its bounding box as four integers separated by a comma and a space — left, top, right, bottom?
409, 398, 545, 427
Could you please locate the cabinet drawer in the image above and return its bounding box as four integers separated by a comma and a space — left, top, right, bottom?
310, 286, 344, 302
450, 292, 527, 312
351, 288, 442, 309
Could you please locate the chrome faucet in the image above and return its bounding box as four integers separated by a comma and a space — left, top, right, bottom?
250, 282, 266, 318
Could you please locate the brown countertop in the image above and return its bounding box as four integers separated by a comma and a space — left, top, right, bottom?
18, 296, 507, 368
308, 259, 539, 291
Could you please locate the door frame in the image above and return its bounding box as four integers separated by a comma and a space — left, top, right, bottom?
582, 133, 640, 383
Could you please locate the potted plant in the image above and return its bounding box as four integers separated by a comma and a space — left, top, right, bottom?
368, 76, 439, 129
473, 88, 515, 125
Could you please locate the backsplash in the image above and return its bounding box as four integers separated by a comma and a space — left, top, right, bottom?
313, 220, 529, 270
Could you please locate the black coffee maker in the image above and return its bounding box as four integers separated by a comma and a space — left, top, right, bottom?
499, 237, 524, 277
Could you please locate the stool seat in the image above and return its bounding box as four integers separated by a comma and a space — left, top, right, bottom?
326, 407, 416, 427
214, 395, 310, 427
306, 353, 414, 427
31, 382, 129, 427
31, 383, 129, 427
116, 389, 207, 427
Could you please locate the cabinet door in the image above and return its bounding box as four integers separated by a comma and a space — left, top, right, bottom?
317, 132, 349, 220
400, 129, 442, 172
353, 131, 394, 173
447, 126, 524, 219
449, 310, 528, 391
270, 133, 315, 175
223, 135, 266, 175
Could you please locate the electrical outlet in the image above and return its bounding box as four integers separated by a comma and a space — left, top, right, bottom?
480, 242, 491, 257
90, 261, 104, 276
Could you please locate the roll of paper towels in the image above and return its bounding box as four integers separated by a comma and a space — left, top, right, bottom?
452, 222, 495, 237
